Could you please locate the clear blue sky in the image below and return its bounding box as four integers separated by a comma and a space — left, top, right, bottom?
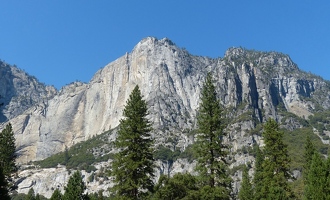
0, 1, 329, 89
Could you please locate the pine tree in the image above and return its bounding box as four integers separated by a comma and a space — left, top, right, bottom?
194, 73, 231, 199
263, 119, 291, 178
261, 159, 289, 199
304, 153, 327, 200
111, 85, 155, 199
63, 170, 88, 200
50, 188, 63, 200
0, 166, 10, 200
252, 145, 264, 200
0, 123, 17, 177
259, 119, 294, 199
0, 123, 17, 193
238, 166, 253, 200
303, 135, 315, 184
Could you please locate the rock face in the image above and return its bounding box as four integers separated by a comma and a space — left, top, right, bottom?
2, 37, 330, 164
16, 158, 196, 198
0, 61, 57, 122
3, 37, 330, 197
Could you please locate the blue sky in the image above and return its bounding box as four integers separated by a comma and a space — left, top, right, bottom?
0, 1, 329, 89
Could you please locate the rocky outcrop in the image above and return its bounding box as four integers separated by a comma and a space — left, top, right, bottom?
0, 61, 57, 122
3, 37, 330, 164
16, 158, 196, 198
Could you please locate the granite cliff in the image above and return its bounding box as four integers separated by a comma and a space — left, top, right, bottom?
1, 37, 330, 197
3, 37, 329, 163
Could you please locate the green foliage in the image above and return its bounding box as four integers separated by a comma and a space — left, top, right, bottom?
23, 188, 47, 200
277, 126, 329, 198
290, 177, 304, 200
63, 171, 88, 200
50, 188, 63, 200
303, 136, 316, 181
238, 166, 253, 200
287, 135, 319, 199
111, 85, 155, 199
263, 119, 291, 176
152, 173, 199, 200
279, 110, 309, 127
194, 73, 231, 197
304, 153, 327, 200
26, 188, 35, 200
0, 123, 17, 177
11, 193, 28, 200
199, 185, 231, 200
234, 111, 253, 123
254, 119, 294, 199
177, 144, 196, 163
252, 145, 264, 200
154, 144, 197, 165
229, 164, 246, 176
154, 145, 180, 164
35, 130, 114, 171
261, 159, 292, 199
88, 190, 105, 200
0, 166, 10, 200
308, 110, 330, 133
10, 191, 47, 200
248, 123, 263, 136
283, 127, 328, 171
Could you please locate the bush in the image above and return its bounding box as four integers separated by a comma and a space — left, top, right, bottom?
283, 127, 328, 170
154, 145, 180, 163
178, 145, 196, 163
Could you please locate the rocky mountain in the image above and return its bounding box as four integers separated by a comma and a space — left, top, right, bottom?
1, 37, 330, 197
0, 61, 57, 122
4, 37, 330, 164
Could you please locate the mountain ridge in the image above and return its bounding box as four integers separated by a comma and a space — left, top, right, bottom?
1, 37, 330, 163
2, 37, 330, 198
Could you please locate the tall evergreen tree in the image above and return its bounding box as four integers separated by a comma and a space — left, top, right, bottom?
259, 119, 294, 199
111, 85, 155, 199
261, 159, 289, 199
0, 166, 10, 200
304, 153, 327, 200
303, 135, 315, 184
194, 73, 231, 198
63, 171, 88, 200
0, 123, 17, 177
263, 119, 291, 178
238, 166, 253, 200
0, 123, 17, 193
252, 145, 264, 200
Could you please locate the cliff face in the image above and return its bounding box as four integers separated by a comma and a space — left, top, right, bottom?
2, 37, 330, 164
0, 61, 57, 122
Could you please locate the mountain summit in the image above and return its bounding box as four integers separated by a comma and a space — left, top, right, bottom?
1, 37, 329, 165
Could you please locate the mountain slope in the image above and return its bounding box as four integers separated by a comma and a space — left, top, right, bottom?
3, 37, 330, 165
